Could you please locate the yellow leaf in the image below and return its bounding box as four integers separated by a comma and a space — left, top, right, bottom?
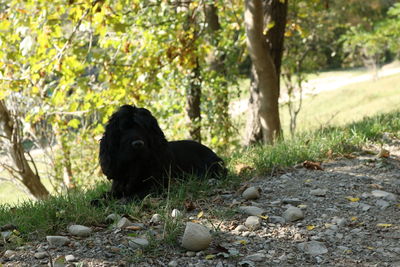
304, 179, 312, 183
306, 225, 315, 230
376, 223, 392, 228
205, 255, 215, 260
238, 240, 248, 245
346, 197, 360, 202
367, 246, 375, 250
351, 216, 358, 221
197, 211, 204, 219
258, 215, 269, 220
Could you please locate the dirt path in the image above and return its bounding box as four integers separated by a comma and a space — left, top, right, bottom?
2, 136, 399, 266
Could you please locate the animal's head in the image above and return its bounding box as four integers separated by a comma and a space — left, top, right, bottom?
99, 105, 168, 180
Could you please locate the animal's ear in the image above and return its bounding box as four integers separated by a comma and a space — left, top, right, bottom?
99, 114, 120, 180
138, 108, 168, 147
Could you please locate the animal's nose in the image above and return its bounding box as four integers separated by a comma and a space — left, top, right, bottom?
131, 140, 144, 149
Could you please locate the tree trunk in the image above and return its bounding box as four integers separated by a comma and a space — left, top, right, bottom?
244, 0, 286, 145
186, 58, 202, 142
0, 100, 49, 199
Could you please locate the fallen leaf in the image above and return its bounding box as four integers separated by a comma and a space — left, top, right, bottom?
205, 254, 216, 260
369, 183, 384, 189
197, 211, 204, 219
306, 225, 316, 230
377, 149, 390, 158
302, 160, 323, 170
258, 215, 269, 220
235, 163, 254, 175
346, 197, 360, 202
351, 216, 358, 221
376, 223, 392, 228
125, 225, 142, 231
238, 240, 248, 245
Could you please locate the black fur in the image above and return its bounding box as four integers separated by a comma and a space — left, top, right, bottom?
99, 105, 226, 200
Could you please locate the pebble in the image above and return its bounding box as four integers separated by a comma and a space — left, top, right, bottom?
46, 236, 70, 247
297, 241, 328, 256
150, 214, 162, 224
310, 189, 327, 197
269, 216, 285, 224
245, 252, 266, 262
34, 252, 47, 259
171, 209, 182, 218
332, 217, 347, 227
371, 190, 397, 201
68, 225, 92, 237
238, 206, 266, 216
65, 254, 76, 262
242, 186, 261, 200
234, 225, 248, 232
116, 217, 133, 229
376, 199, 390, 209
128, 238, 149, 249
4, 250, 15, 258
282, 206, 304, 222
358, 203, 372, 211
282, 198, 302, 206
168, 260, 178, 267
181, 222, 211, 251
245, 216, 262, 230
106, 213, 121, 223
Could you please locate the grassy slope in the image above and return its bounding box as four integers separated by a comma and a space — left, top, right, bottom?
280, 74, 400, 133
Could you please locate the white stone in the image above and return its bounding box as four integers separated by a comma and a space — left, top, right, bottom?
4, 250, 15, 258
168, 260, 178, 267
65, 254, 76, 262
244, 216, 262, 230
376, 199, 390, 209
181, 222, 212, 251
150, 214, 162, 224
234, 225, 248, 232
283, 206, 304, 222
297, 241, 328, 256
171, 209, 182, 218
242, 186, 261, 200
46, 236, 70, 247
106, 213, 121, 222
68, 225, 92, 237
238, 206, 266, 216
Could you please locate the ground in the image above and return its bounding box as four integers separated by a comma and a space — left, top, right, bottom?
1, 136, 399, 267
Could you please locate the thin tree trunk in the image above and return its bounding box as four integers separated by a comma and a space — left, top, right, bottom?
0, 100, 49, 199
244, 0, 285, 144
186, 58, 202, 142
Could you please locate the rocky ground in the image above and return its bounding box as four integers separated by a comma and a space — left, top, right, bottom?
1, 138, 400, 267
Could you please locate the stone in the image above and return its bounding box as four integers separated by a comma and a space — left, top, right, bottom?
181, 222, 212, 251
150, 214, 162, 224
282, 198, 302, 206
65, 254, 76, 262
359, 203, 372, 211
68, 225, 92, 237
171, 209, 182, 218
371, 190, 397, 201
238, 206, 266, 216
106, 213, 121, 223
242, 186, 261, 200
376, 199, 390, 209
297, 241, 328, 256
46, 236, 70, 247
168, 260, 178, 267
116, 217, 134, 229
4, 250, 15, 258
244, 216, 261, 230
34, 252, 48, 259
332, 217, 347, 227
283, 206, 304, 222
245, 253, 266, 262
310, 189, 327, 197
234, 225, 248, 232
269, 216, 285, 224
128, 238, 149, 249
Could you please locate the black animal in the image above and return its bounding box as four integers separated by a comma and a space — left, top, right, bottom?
99, 105, 226, 200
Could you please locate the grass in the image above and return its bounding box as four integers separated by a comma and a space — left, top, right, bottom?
280, 73, 400, 133
0, 110, 399, 251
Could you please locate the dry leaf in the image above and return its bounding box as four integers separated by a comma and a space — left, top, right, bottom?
197, 211, 204, 219
306, 225, 316, 230
302, 160, 323, 170
376, 223, 392, 228
346, 197, 360, 202
377, 149, 390, 158
184, 199, 196, 211
125, 225, 142, 231
205, 254, 216, 260
235, 163, 254, 175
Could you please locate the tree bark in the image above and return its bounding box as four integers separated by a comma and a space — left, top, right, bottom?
244, 0, 286, 144
0, 100, 49, 199
186, 58, 202, 142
